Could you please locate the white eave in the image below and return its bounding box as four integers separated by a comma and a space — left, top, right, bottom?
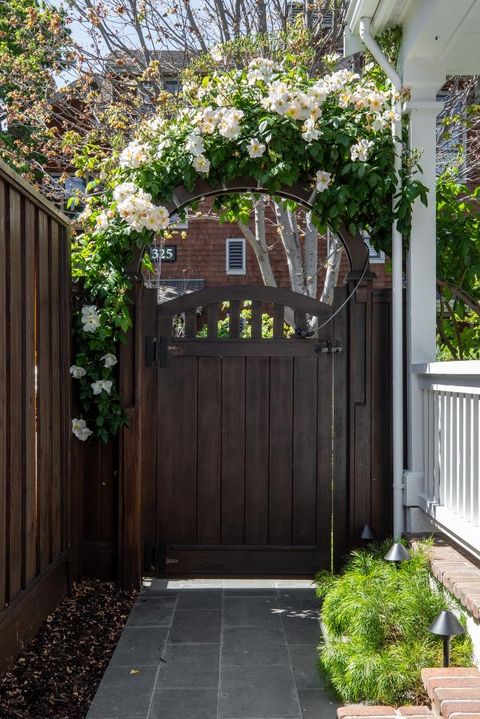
345, 0, 480, 77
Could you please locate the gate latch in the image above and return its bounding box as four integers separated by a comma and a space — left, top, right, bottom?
315, 340, 342, 355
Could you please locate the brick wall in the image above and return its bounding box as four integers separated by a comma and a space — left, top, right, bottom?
162, 207, 392, 291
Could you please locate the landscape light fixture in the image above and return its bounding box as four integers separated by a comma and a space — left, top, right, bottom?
428, 610, 465, 667
360, 524, 376, 541
384, 542, 411, 563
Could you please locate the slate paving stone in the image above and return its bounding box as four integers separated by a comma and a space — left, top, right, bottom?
297, 688, 338, 718
277, 590, 320, 611
176, 588, 223, 610
219, 664, 300, 718
288, 645, 322, 690
126, 597, 176, 627
222, 626, 290, 666
156, 643, 220, 687
169, 609, 222, 643
223, 587, 279, 597
109, 627, 168, 666
223, 596, 282, 627
86, 665, 157, 718
281, 611, 321, 644
149, 687, 219, 719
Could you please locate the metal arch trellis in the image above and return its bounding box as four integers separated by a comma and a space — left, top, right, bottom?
138, 175, 371, 334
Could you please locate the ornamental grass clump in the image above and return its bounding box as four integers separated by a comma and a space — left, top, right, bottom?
316, 541, 472, 706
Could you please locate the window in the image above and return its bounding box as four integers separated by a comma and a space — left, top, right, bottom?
164, 78, 180, 94
226, 238, 246, 275
363, 235, 385, 264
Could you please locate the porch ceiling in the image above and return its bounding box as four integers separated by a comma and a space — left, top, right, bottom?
345, 0, 480, 79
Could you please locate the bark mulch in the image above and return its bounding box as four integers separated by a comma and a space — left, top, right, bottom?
0, 580, 137, 719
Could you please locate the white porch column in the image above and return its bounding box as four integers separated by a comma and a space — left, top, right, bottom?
403, 96, 444, 527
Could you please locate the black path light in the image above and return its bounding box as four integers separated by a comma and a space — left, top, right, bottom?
384, 542, 411, 563
428, 610, 465, 667
359, 524, 376, 541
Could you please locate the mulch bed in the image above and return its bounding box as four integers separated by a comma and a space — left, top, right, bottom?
0, 581, 137, 719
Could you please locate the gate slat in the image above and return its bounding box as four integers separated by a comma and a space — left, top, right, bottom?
245, 357, 270, 544
269, 358, 293, 545
272, 303, 284, 339
228, 300, 240, 338
184, 308, 196, 338
171, 358, 197, 543
24, 201, 37, 584
207, 304, 218, 338
316, 355, 332, 551
292, 357, 317, 545
197, 358, 222, 544
251, 300, 262, 339
0, 181, 7, 605
221, 357, 245, 544
8, 189, 23, 600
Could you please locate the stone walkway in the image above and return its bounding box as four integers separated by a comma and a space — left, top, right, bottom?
87, 579, 338, 719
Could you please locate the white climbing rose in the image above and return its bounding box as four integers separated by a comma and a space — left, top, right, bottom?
101, 353, 117, 368
315, 170, 333, 192
192, 155, 211, 174
70, 365, 87, 379
91, 379, 113, 396
72, 418, 93, 441
81, 305, 101, 333
247, 138, 266, 158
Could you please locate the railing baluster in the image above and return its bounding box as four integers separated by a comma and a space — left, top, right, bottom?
251, 300, 262, 339
272, 303, 284, 339
474, 397, 480, 526
229, 300, 240, 338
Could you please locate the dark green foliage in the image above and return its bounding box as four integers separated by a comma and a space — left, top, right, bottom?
316, 541, 472, 706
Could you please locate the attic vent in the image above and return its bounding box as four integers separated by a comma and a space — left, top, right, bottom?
321, 10, 333, 27
286, 0, 304, 22
226, 238, 246, 275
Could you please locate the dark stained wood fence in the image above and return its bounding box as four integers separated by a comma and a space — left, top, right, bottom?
76, 274, 394, 587
0, 160, 72, 672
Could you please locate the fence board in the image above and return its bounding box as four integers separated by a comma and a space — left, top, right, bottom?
0, 160, 71, 672
0, 179, 6, 607
8, 188, 23, 600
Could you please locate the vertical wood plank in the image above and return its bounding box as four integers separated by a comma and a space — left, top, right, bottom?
316, 354, 332, 553
268, 358, 293, 544
140, 289, 158, 545
50, 222, 61, 559
332, 286, 349, 567
272, 303, 284, 339
170, 358, 197, 543
23, 201, 37, 585
207, 304, 218, 338
251, 300, 262, 339
245, 357, 269, 544
37, 211, 52, 571
292, 357, 317, 545
8, 188, 23, 600
221, 357, 245, 544
197, 358, 222, 544
0, 180, 7, 606
228, 300, 240, 338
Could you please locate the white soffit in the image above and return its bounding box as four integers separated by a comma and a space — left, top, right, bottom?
345, 0, 480, 75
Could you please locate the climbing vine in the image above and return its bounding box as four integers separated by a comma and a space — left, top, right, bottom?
71, 55, 427, 442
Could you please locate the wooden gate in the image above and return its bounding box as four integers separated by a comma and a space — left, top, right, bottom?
143, 286, 347, 576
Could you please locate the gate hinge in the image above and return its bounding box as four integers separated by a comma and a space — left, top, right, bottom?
315, 340, 342, 355
144, 336, 170, 367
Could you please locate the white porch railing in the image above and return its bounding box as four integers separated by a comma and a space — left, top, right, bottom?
413, 361, 480, 558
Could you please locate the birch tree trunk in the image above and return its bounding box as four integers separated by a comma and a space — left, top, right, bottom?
238, 196, 277, 287
320, 231, 343, 305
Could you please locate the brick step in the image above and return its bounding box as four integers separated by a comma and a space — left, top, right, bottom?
337, 705, 433, 719
421, 667, 480, 719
